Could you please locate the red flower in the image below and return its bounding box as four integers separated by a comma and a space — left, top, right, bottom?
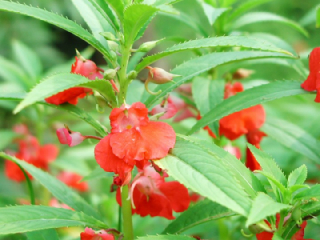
49, 198, 72, 210
56, 128, 85, 147
45, 57, 104, 105
151, 96, 178, 120
5, 135, 59, 182
117, 165, 190, 219
95, 102, 176, 184
301, 47, 320, 102
57, 172, 89, 192
223, 145, 241, 159
80, 227, 114, 240
224, 82, 244, 99
245, 129, 267, 171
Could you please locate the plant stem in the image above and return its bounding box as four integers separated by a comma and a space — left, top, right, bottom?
121, 185, 134, 240
18, 165, 35, 205
277, 211, 285, 235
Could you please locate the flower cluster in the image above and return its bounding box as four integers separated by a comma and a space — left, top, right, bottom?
95, 102, 176, 184
80, 228, 114, 240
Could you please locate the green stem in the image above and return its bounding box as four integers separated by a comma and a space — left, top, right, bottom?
218, 219, 229, 240
121, 185, 134, 240
18, 164, 35, 205
277, 211, 285, 235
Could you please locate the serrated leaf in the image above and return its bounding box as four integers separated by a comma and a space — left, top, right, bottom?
0, 152, 103, 221
192, 77, 224, 136
0, 55, 29, 90
288, 165, 308, 188
289, 184, 309, 193
13, 73, 116, 113
262, 118, 320, 164
294, 185, 320, 201
0, 1, 113, 61
82, 166, 114, 181
163, 199, 234, 234
106, 0, 124, 21
317, 5, 320, 28
201, 2, 228, 25
187, 81, 307, 135
233, 12, 308, 37
0, 205, 107, 235
124, 4, 158, 44
136, 36, 293, 72
0, 92, 107, 136
272, 233, 284, 240
72, 0, 113, 49
95, 0, 120, 30
12, 40, 42, 82
26, 229, 59, 240
158, 135, 252, 216
0, 130, 17, 151
256, 170, 286, 194
248, 145, 287, 186
145, 51, 296, 108
137, 235, 196, 240
246, 193, 291, 227
228, 0, 272, 22
301, 200, 320, 217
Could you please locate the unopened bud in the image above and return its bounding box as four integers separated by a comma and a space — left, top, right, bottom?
107, 41, 119, 52
127, 70, 137, 80
146, 66, 179, 84
136, 40, 161, 52
75, 49, 86, 62
104, 68, 117, 80
110, 51, 118, 62
232, 68, 254, 80
100, 32, 117, 41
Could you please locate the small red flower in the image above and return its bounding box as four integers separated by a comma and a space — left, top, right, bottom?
45, 57, 104, 105
224, 82, 244, 99
117, 165, 190, 219
57, 172, 89, 192
223, 145, 241, 159
80, 227, 114, 240
95, 102, 176, 184
245, 129, 267, 171
56, 128, 86, 147
151, 96, 178, 120
301, 47, 320, 102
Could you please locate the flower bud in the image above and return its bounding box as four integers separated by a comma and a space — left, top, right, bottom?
146, 66, 179, 84
232, 68, 254, 80
107, 40, 119, 52
56, 128, 85, 147
100, 31, 117, 41
104, 68, 117, 80
127, 70, 137, 80
136, 39, 162, 52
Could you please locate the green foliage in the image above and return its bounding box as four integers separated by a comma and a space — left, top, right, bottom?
25, 229, 59, 240
187, 81, 307, 135
163, 199, 234, 234
82, 166, 114, 181
0, 130, 17, 150
0, 152, 103, 221
159, 135, 252, 216
0, 1, 113, 61
246, 193, 290, 227
137, 236, 196, 240
105, 0, 124, 21
288, 165, 308, 188
136, 36, 293, 72
228, 0, 272, 21
317, 5, 320, 28
0, 205, 107, 235
294, 185, 320, 201
13, 73, 116, 113
200, 2, 228, 26
263, 118, 320, 164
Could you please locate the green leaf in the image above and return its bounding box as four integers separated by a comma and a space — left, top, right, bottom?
0, 1, 113, 61
137, 235, 196, 240
246, 193, 291, 227
106, 0, 125, 21
163, 199, 234, 234
72, 0, 113, 49
192, 77, 224, 136
0, 55, 29, 90
0, 130, 17, 151
12, 40, 42, 82
255, 170, 286, 194
248, 145, 287, 186
0, 152, 103, 221
0, 205, 107, 235
262, 118, 320, 164
124, 4, 158, 44
288, 165, 308, 188
26, 229, 59, 240
301, 200, 320, 217
228, 0, 272, 22
294, 185, 320, 200
136, 36, 293, 72
233, 12, 308, 37
158, 135, 252, 216
201, 2, 228, 25
317, 5, 320, 28
82, 166, 114, 181
95, 0, 120, 31
0, 92, 107, 137
187, 81, 307, 135
13, 73, 116, 114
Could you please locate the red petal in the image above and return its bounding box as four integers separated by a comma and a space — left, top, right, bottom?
110, 122, 176, 161
245, 147, 261, 171
45, 87, 90, 105
159, 181, 190, 212
57, 172, 89, 192
246, 129, 267, 145
301, 47, 320, 92
94, 135, 134, 183
256, 231, 273, 240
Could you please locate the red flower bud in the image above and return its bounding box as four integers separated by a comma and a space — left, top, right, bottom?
56, 128, 85, 147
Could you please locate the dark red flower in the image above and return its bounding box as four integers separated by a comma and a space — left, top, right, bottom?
301, 47, 320, 102
117, 165, 190, 219
95, 102, 176, 184
45, 57, 104, 105
57, 172, 89, 192
80, 227, 114, 240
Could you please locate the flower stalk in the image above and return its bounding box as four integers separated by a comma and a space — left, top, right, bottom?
121, 185, 134, 240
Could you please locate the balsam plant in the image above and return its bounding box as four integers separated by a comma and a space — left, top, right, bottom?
0, 0, 320, 239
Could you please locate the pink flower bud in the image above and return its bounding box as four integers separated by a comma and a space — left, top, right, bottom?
232, 68, 254, 80
146, 66, 179, 84
56, 128, 85, 147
